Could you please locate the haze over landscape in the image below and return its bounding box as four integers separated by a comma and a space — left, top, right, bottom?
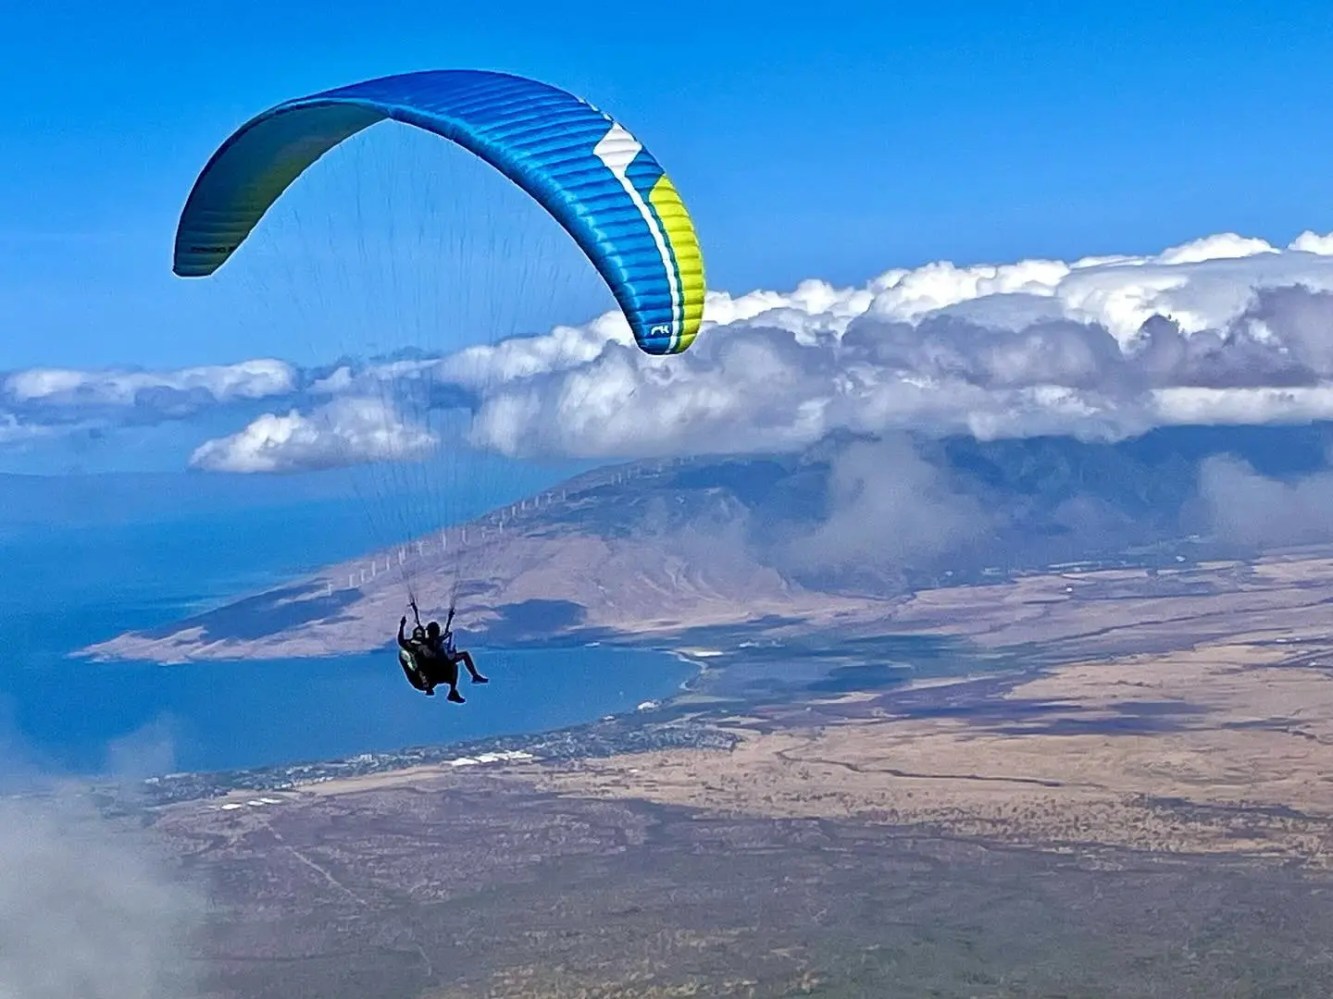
10, 3, 1333, 997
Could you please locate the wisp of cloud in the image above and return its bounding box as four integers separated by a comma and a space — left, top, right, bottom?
0, 791, 204, 999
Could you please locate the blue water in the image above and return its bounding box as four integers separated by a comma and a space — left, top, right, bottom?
0, 478, 691, 778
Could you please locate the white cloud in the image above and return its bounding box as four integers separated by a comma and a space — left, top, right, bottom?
809, 230, 1333, 348
307, 365, 356, 395
780, 436, 989, 573
1153, 386, 1333, 426
1291, 230, 1333, 255
0, 411, 58, 444
434, 310, 634, 387
189, 396, 437, 473
17, 228, 1333, 468
5, 358, 296, 407
1153, 232, 1279, 266
453, 230, 1333, 458
1198, 454, 1333, 547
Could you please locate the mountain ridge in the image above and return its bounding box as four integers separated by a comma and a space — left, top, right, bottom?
80, 422, 1333, 663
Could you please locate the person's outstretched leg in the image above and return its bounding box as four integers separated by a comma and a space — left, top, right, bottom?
460, 651, 488, 683
443, 658, 464, 703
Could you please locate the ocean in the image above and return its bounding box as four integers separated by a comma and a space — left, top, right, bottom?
0, 477, 692, 778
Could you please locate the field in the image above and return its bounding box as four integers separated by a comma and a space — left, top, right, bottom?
140, 547, 1333, 997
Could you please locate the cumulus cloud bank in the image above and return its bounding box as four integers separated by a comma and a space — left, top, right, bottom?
16, 229, 1333, 471
463, 230, 1333, 457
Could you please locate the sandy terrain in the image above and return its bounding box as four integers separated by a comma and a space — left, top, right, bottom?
166, 765, 1333, 999
882, 550, 1333, 656
516, 635, 1333, 866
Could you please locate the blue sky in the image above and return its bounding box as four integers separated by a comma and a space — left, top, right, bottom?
7, 1, 1333, 370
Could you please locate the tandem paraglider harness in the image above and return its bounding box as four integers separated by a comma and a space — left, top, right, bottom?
398, 599, 460, 694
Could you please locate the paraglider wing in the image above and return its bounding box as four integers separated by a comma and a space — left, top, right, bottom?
173, 70, 705, 354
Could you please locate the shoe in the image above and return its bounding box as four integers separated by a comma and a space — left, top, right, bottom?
425, 687, 436, 696
472, 674, 489, 684
447, 690, 465, 703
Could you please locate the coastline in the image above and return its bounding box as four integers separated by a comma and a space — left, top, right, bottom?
665, 646, 722, 693
79, 638, 1026, 814
64, 538, 1333, 814
19, 643, 701, 781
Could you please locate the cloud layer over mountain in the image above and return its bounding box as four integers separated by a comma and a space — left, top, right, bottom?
460, 231, 1333, 458
13, 230, 1333, 470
